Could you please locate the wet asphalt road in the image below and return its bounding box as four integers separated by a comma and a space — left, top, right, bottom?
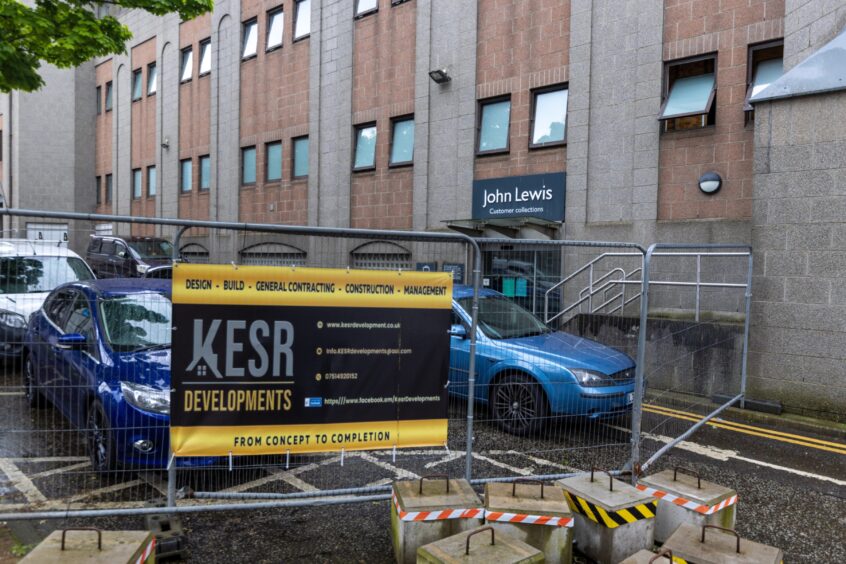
1, 365, 844, 563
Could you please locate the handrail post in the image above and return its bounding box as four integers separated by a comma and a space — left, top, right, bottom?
740, 253, 753, 409
588, 264, 594, 313
695, 254, 701, 322
465, 240, 482, 482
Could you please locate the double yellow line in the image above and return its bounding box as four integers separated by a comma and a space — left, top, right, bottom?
643, 404, 846, 456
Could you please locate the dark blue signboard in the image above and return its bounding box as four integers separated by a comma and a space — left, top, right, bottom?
472, 172, 565, 222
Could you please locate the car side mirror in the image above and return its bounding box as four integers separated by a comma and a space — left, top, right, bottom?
449, 324, 467, 339
57, 333, 87, 349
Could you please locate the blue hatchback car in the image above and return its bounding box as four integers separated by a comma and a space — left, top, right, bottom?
24, 279, 203, 474
450, 285, 636, 435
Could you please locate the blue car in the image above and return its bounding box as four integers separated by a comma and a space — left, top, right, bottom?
449, 285, 636, 435
24, 279, 204, 474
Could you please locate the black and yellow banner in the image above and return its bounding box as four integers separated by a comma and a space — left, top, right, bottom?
563, 490, 657, 529
170, 264, 452, 456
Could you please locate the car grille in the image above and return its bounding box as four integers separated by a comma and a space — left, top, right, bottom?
609, 367, 635, 382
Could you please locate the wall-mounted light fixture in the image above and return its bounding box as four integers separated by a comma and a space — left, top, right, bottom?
698, 171, 722, 195
428, 68, 451, 84
161, 137, 170, 149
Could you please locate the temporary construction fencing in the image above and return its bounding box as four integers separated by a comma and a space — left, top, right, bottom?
0, 208, 752, 521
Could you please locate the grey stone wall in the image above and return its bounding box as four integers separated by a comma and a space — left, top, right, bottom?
751, 93, 846, 421
784, 0, 846, 71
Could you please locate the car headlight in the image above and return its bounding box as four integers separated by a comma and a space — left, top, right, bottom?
569, 368, 614, 387
0, 309, 27, 329
120, 381, 170, 414
136, 263, 150, 274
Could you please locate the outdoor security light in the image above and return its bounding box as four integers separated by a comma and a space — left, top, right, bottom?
428, 68, 451, 84
698, 171, 722, 195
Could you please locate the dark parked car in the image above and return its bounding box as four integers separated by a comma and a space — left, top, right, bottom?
24, 279, 212, 473
449, 285, 635, 435
86, 236, 174, 278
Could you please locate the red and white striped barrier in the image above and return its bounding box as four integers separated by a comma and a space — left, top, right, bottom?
484, 510, 574, 527
636, 484, 738, 515
392, 493, 483, 522
135, 537, 156, 564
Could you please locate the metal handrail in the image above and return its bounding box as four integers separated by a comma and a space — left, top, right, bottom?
546, 251, 751, 324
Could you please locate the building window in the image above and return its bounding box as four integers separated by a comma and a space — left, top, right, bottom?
96, 176, 101, 205
240, 243, 307, 267
294, 0, 311, 40
530, 86, 568, 148
147, 63, 157, 95
199, 155, 211, 190
180, 47, 193, 82
242, 19, 258, 59
199, 39, 212, 76
105, 81, 113, 111
266, 141, 282, 181
131, 69, 143, 101
293, 136, 309, 178
180, 159, 192, 193
242, 146, 257, 185
659, 54, 716, 131
477, 96, 511, 154
96, 86, 102, 115
105, 174, 113, 203
147, 166, 157, 197
132, 169, 142, 199
355, 0, 378, 18
353, 123, 377, 171
267, 8, 284, 51
746, 40, 783, 120
390, 116, 414, 166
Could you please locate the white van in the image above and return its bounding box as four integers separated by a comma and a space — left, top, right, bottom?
0, 240, 95, 359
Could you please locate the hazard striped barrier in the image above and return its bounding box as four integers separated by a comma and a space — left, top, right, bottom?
392, 493, 483, 521
562, 490, 657, 529
635, 484, 738, 515
136, 537, 155, 564
484, 510, 574, 527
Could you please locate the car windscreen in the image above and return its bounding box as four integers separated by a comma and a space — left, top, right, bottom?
99, 292, 171, 352
0, 257, 94, 294
127, 240, 173, 259
457, 295, 550, 339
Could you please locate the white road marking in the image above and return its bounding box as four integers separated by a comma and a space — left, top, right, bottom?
30, 461, 91, 479
68, 479, 144, 502
357, 452, 419, 480
136, 471, 169, 496
0, 392, 25, 396
607, 425, 846, 487
471, 453, 533, 476
424, 451, 464, 468
0, 459, 47, 503
6, 457, 88, 463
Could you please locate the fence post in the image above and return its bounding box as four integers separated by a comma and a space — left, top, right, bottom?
630, 245, 654, 484
465, 241, 482, 482
740, 253, 753, 409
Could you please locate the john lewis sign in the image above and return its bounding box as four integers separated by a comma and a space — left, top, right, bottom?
472, 172, 565, 222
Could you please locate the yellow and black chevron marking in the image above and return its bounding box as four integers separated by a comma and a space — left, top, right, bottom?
562, 490, 657, 529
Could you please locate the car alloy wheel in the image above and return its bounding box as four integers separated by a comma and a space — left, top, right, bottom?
86, 401, 117, 476
24, 356, 44, 408
492, 374, 546, 436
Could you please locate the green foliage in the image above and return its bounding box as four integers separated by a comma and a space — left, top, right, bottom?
11, 542, 36, 556
0, 0, 213, 92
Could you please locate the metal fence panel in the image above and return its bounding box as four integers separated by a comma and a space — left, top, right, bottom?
0, 208, 752, 520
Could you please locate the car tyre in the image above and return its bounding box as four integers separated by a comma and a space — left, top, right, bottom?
86, 400, 118, 477
24, 355, 45, 409
491, 373, 547, 436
